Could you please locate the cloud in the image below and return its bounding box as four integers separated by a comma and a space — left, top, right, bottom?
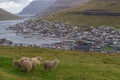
0, 0, 34, 14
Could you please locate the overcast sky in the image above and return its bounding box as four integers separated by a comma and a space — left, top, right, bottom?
0, 0, 34, 14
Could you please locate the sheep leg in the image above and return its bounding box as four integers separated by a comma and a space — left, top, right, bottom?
25, 67, 28, 73
22, 67, 28, 73
44, 66, 48, 71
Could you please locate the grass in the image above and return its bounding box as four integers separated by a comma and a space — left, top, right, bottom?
44, 14, 120, 28
43, 0, 120, 28
0, 46, 120, 80
0, 8, 20, 20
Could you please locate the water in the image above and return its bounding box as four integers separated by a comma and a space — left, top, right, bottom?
0, 19, 61, 46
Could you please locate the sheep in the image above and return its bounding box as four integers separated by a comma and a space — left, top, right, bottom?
13, 58, 22, 68
18, 56, 40, 67
19, 57, 31, 62
20, 57, 30, 60
21, 59, 33, 73
31, 56, 42, 68
13, 58, 33, 73
44, 59, 60, 71
13, 56, 42, 73
19, 56, 42, 68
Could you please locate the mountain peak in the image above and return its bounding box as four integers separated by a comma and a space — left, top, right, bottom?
19, 0, 55, 16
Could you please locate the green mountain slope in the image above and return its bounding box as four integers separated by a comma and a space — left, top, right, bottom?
0, 8, 20, 20
41, 0, 88, 15
44, 0, 120, 28
0, 46, 120, 80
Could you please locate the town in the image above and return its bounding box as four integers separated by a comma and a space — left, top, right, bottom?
8, 18, 120, 53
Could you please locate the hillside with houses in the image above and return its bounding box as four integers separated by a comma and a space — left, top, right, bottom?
9, 18, 120, 53
0, 0, 119, 53
0, 0, 120, 80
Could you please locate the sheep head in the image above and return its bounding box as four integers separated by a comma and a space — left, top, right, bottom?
55, 59, 60, 63
13, 58, 22, 68
37, 56, 43, 61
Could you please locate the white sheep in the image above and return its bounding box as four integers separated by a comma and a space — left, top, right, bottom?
13, 58, 22, 68
13, 58, 33, 73
19, 57, 30, 62
31, 56, 42, 68
13, 56, 42, 73
21, 59, 33, 73
44, 59, 60, 71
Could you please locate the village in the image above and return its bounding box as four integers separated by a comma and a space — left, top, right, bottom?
8, 18, 120, 53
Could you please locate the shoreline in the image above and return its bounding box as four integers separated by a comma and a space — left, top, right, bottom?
8, 18, 120, 53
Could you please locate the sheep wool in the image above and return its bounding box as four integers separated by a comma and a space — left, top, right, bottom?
21, 59, 33, 73
13, 56, 42, 73
19, 57, 30, 62
31, 56, 42, 68
13, 59, 22, 68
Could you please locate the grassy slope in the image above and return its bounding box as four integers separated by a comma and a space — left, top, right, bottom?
0, 8, 20, 20
44, 0, 120, 28
0, 46, 120, 80
41, 0, 88, 15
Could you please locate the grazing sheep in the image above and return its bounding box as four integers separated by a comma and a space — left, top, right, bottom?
19, 57, 31, 63
44, 59, 60, 71
21, 59, 33, 73
19, 57, 30, 61
20, 56, 42, 68
13, 58, 33, 73
13, 58, 22, 68
31, 56, 42, 68
13, 56, 42, 73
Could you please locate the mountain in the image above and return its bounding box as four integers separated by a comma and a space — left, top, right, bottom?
44, 0, 120, 28
19, 0, 55, 16
41, 0, 88, 15
0, 8, 20, 20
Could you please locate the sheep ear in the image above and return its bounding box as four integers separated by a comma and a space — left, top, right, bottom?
55, 59, 60, 62
37, 56, 42, 60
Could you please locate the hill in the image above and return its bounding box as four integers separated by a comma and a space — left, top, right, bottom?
0, 8, 20, 20
44, 0, 120, 28
0, 46, 120, 80
19, 0, 55, 16
40, 0, 88, 15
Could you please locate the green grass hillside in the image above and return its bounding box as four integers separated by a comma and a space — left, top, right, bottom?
0, 46, 120, 80
0, 8, 20, 20
41, 0, 88, 16
44, 0, 120, 28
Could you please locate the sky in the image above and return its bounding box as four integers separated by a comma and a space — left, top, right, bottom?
0, 0, 34, 14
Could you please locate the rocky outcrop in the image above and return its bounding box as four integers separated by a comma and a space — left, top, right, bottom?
67, 10, 120, 16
